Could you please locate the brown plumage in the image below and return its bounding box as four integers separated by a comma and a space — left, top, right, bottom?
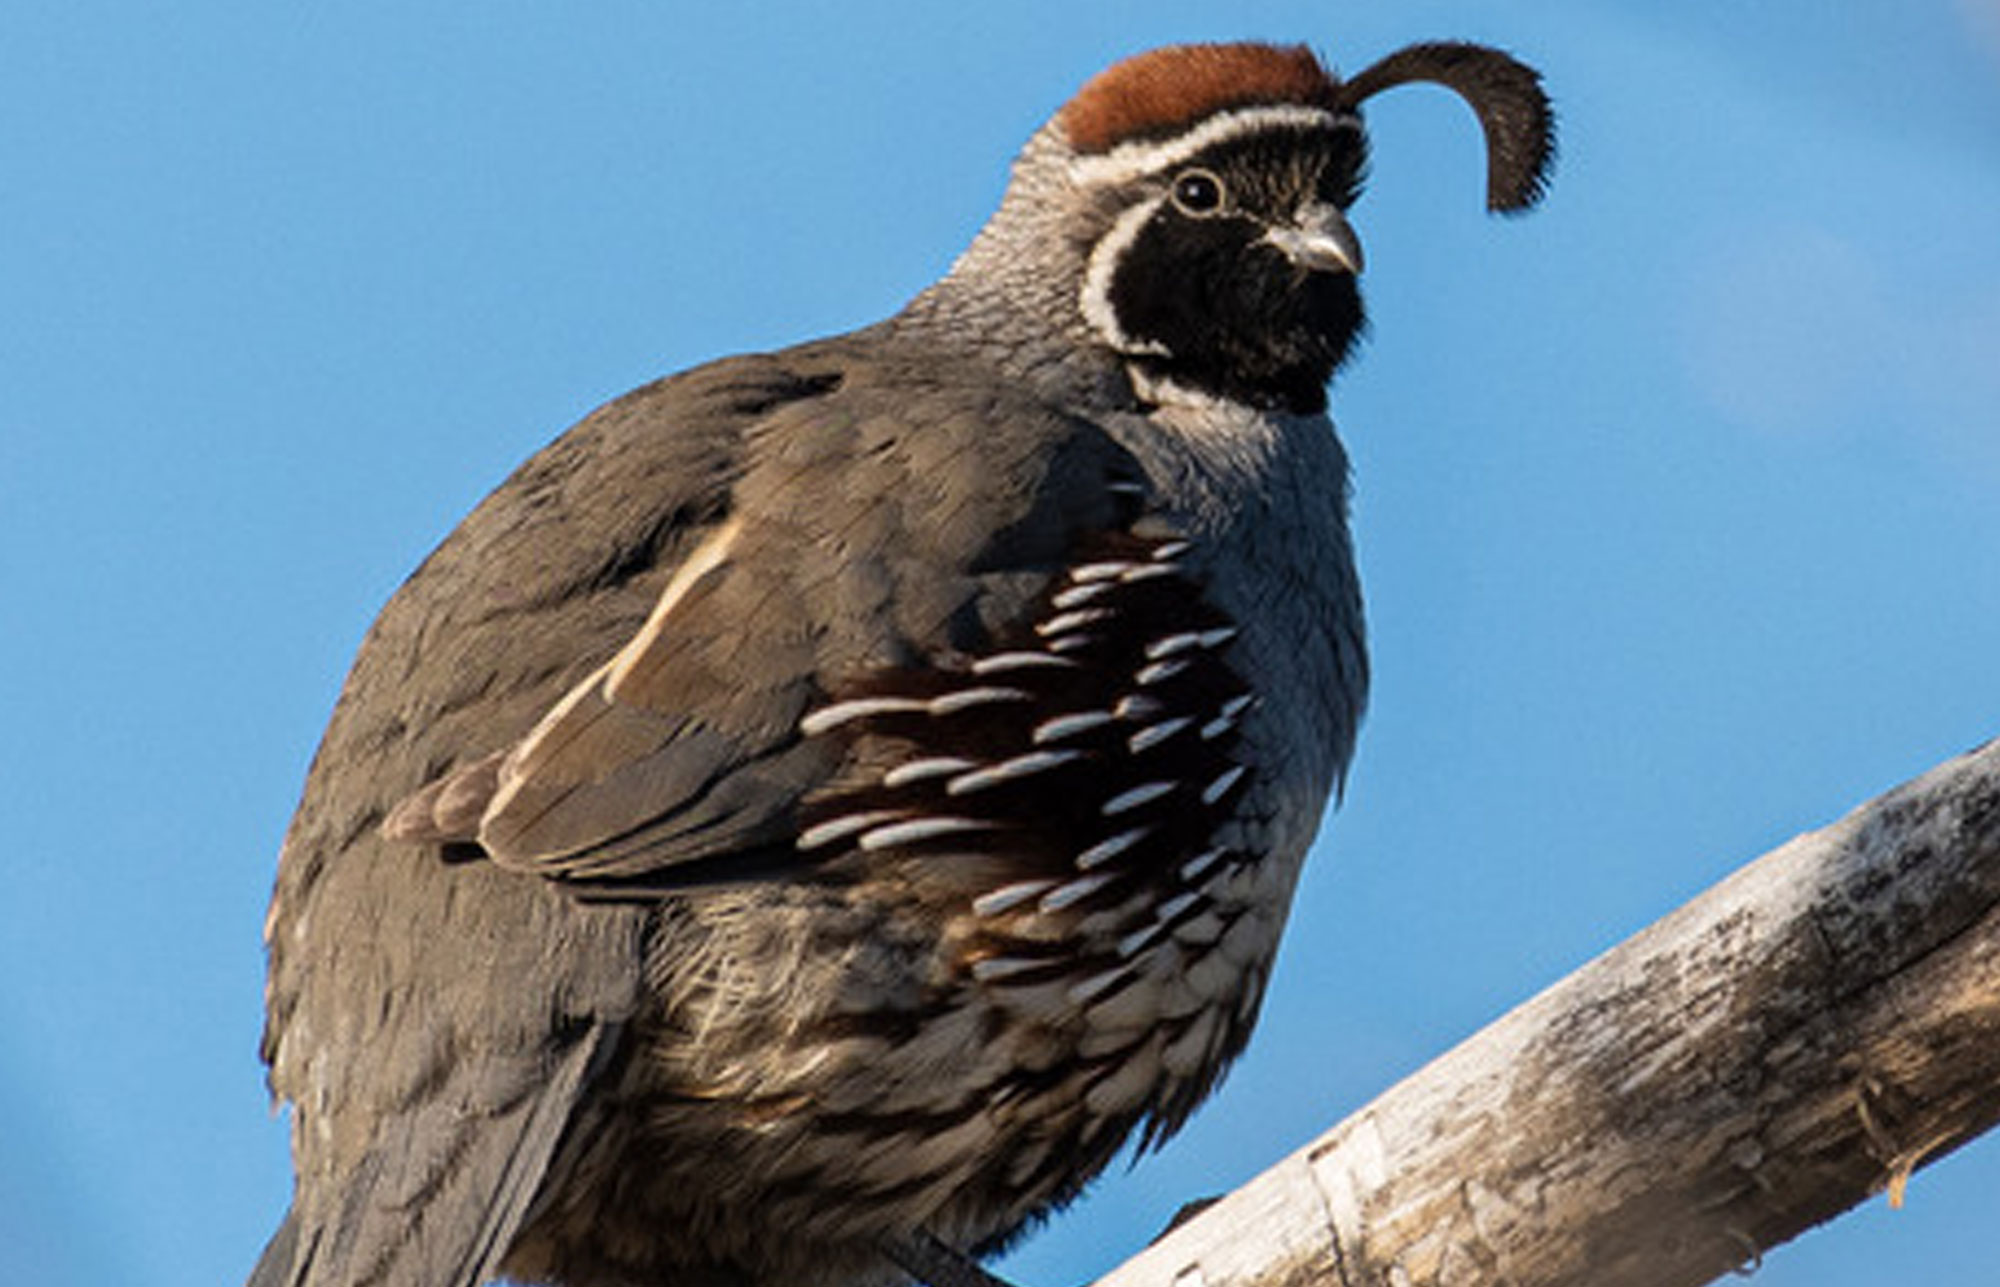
251, 37, 1552, 1287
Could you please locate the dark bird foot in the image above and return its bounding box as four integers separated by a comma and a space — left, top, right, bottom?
1152, 1195, 1221, 1244
884, 1232, 1024, 1287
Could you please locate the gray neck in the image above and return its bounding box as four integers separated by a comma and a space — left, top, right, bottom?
886, 129, 1134, 410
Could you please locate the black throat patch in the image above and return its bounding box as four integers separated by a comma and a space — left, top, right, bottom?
1104, 129, 1367, 414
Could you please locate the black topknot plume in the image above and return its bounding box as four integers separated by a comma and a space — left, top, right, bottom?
1338, 41, 1556, 214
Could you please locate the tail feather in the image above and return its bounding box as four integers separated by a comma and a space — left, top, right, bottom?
254, 1020, 620, 1287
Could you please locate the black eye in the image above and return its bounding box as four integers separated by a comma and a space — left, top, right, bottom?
1171, 169, 1226, 216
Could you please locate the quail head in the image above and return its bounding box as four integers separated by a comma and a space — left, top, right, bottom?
252, 38, 1554, 1287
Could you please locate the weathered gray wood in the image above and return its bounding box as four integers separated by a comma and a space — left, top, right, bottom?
1097, 738, 2000, 1287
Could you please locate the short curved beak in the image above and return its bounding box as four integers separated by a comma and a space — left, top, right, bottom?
1264, 203, 1365, 276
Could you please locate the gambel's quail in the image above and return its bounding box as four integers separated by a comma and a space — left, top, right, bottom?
252, 38, 1554, 1287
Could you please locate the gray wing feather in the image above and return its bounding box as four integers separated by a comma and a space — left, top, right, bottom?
259, 337, 1143, 1283
396, 348, 1142, 883
260, 352, 837, 1286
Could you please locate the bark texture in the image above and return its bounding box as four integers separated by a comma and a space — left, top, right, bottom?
1095, 738, 2000, 1287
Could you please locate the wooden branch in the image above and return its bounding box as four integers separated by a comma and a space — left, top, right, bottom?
1095, 738, 2000, 1287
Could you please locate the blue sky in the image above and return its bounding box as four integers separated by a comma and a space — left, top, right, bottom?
3, 2, 1996, 1284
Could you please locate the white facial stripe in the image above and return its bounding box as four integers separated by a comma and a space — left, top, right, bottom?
1066, 104, 1358, 188
1079, 193, 1172, 356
